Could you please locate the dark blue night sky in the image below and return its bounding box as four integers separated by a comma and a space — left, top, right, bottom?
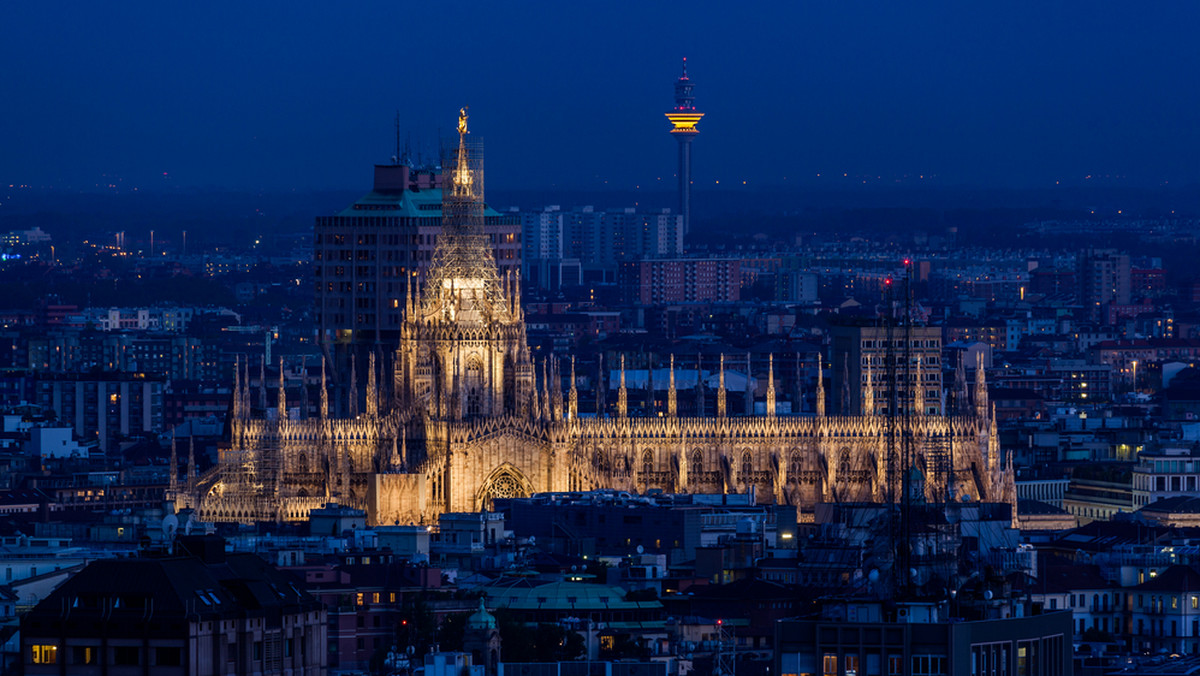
2, 2, 1198, 192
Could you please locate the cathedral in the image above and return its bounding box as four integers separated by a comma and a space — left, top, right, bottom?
183, 110, 1017, 527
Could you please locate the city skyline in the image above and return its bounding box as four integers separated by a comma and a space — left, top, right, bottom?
8, 5, 1200, 675
1, 2, 1198, 193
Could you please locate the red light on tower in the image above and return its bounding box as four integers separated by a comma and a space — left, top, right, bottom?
903, 258, 911, 266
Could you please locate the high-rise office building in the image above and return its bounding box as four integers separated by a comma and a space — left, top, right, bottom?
519, 206, 580, 290
1076, 247, 1131, 323
314, 163, 520, 348
520, 205, 683, 289
830, 323, 944, 417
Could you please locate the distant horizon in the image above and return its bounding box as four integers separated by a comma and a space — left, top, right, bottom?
2, 153, 1198, 195
2, 3, 1198, 194
2, 181, 1196, 239
5, 174, 1199, 197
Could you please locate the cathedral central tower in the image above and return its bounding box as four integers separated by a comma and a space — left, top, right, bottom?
396, 108, 534, 419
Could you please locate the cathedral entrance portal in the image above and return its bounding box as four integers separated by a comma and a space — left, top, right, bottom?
476, 464, 533, 510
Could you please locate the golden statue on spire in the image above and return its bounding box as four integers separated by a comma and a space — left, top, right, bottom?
454, 106, 473, 191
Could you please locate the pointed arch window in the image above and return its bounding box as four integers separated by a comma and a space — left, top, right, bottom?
691, 450, 703, 474
741, 451, 753, 480
641, 450, 654, 477
838, 450, 852, 476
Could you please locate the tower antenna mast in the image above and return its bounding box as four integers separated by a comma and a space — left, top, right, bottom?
886, 275, 899, 592
900, 261, 914, 596
665, 57, 704, 235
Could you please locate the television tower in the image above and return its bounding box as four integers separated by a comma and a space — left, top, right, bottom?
664, 58, 704, 234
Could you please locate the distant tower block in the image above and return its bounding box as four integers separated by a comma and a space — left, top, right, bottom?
665, 58, 704, 235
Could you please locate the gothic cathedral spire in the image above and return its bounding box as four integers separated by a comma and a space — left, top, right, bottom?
668, 354, 678, 418
766, 354, 776, 418
618, 355, 628, 419
974, 352, 988, 420
816, 358, 826, 417
717, 354, 727, 418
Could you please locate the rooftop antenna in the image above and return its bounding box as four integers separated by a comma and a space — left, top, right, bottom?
392, 110, 401, 165
900, 261, 915, 596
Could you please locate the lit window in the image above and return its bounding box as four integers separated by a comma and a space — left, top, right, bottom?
72, 646, 95, 664
31, 645, 57, 664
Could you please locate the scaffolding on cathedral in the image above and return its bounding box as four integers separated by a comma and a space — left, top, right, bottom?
419, 107, 509, 327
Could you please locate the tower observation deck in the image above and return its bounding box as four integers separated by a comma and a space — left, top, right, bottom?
664, 58, 704, 235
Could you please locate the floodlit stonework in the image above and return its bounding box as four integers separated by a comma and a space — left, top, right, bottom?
184, 111, 1016, 527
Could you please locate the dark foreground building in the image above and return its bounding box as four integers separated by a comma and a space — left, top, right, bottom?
21, 535, 326, 675
775, 604, 1072, 676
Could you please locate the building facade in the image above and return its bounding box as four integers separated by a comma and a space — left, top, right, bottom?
1132, 447, 1200, 509
619, 258, 739, 305
830, 324, 946, 417
520, 205, 685, 290
1077, 248, 1131, 323
775, 608, 1073, 676
20, 536, 326, 675
32, 372, 165, 452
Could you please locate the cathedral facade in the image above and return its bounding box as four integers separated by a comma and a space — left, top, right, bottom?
186, 112, 1016, 526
